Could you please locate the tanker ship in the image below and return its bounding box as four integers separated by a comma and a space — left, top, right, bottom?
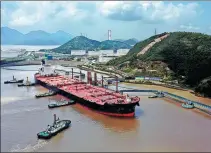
35, 65, 140, 117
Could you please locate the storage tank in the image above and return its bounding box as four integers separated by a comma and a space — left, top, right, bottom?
47, 55, 53, 60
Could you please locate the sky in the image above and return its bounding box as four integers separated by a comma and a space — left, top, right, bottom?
1, 1, 211, 41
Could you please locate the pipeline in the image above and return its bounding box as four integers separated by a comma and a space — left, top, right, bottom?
119, 88, 211, 114
55, 69, 85, 76
163, 92, 211, 113
120, 89, 158, 93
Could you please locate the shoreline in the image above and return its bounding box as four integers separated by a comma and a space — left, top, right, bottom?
121, 82, 211, 117
2, 63, 210, 106
79, 65, 196, 94
124, 80, 190, 91
83, 65, 211, 100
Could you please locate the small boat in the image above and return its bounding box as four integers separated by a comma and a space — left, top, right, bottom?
155, 91, 165, 98
4, 79, 24, 84
148, 95, 158, 98
4, 75, 24, 84
37, 114, 71, 139
35, 90, 57, 98
18, 83, 36, 87
182, 102, 194, 109
18, 76, 36, 87
48, 99, 76, 108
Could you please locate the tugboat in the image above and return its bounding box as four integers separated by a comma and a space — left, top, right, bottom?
156, 91, 165, 97
37, 114, 71, 139
18, 77, 36, 87
182, 102, 194, 109
48, 98, 76, 108
35, 90, 57, 98
4, 76, 24, 84
148, 91, 164, 98
18, 83, 36, 87
148, 95, 158, 98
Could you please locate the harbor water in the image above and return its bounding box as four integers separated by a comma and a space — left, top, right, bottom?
1, 65, 211, 152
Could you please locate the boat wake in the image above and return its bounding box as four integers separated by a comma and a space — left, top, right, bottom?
2, 107, 46, 116
10, 140, 48, 152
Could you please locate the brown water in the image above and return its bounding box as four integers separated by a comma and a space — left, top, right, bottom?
1, 66, 211, 152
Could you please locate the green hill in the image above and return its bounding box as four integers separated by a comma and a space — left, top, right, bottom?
114, 38, 139, 46
123, 38, 139, 46
107, 32, 211, 96
49, 36, 132, 53
107, 32, 168, 65
51, 36, 101, 53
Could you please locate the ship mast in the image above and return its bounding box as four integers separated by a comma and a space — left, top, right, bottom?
116, 76, 118, 92
53, 114, 56, 124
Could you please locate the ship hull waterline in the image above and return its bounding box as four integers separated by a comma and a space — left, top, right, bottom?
35, 79, 139, 117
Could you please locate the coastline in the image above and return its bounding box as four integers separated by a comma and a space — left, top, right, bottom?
82, 65, 211, 100
124, 80, 189, 91
78, 65, 194, 91
2, 63, 210, 110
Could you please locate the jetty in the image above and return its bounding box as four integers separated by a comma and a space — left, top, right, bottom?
120, 88, 211, 115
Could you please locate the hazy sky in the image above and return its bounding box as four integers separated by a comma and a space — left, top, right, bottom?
1, 1, 211, 40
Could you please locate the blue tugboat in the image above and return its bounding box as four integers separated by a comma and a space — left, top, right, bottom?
37, 114, 71, 139
182, 102, 194, 109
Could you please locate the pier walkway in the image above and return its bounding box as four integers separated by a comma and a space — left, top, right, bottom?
55, 69, 85, 76
120, 88, 211, 114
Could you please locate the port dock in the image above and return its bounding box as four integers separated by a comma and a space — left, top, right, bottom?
120, 88, 211, 115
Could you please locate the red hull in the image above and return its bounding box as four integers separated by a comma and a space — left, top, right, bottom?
35, 73, 140, 117
80, 104, 135, 117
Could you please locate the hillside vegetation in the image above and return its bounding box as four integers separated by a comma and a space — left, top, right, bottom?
107, 32, 211, 97
50, 36, 132, 53
114, 38, 139, 46
195, 76, 211, 97
52, 36, 101, 53
107, 32, 168, 65
98, 40, 131, 50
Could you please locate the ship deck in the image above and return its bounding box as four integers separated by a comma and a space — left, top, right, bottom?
35, 74, 140, 105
